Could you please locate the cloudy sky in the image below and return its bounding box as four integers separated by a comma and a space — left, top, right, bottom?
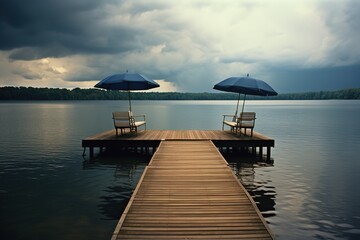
1, 0, 360, 93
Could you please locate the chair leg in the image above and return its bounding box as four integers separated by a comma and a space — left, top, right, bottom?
237, 127, 242, 136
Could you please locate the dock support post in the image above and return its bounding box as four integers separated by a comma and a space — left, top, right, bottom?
259, 147, 263, 159
252, 146, 256, 155
267, 147, 271, 161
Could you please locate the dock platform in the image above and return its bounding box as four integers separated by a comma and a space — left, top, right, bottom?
111, 140, 275, 239
82, 130, 275, 161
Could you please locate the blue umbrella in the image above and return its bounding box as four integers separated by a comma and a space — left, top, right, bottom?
95, 72, 160, 111
214, 75, 277, 116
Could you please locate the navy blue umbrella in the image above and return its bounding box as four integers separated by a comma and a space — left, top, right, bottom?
95, 72, 160, 111
214, 75, 277, 116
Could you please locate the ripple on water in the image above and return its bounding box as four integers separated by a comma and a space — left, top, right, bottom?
299, 223, 321, 230
344, 229, 360, 234
337, 223, 354, 228
316, 219, 336, 228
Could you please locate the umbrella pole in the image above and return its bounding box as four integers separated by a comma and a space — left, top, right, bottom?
241, 94, 247, 115
128, 90, 132, 112
235, 93, 241, 117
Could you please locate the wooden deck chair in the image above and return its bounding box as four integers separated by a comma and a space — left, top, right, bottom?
112, 111, 146, 136
237, 112, 256, 136
223, 112, 256, 136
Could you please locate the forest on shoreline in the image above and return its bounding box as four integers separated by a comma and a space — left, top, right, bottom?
0, 86, 360, 100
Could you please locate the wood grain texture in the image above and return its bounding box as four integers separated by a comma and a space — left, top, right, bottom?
111, 141, 275, 240
84, 129, 273, 141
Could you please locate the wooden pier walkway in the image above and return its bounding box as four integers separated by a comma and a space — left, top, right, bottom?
82, 130, 275, 160
112, 140, 274, 239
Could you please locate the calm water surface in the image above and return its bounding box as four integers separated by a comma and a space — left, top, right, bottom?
1, 100, 360, 240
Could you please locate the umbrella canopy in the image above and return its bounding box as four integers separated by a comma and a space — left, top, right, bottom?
94, 72, 160, 111
213, 76, 277, 96
95, 72, 159, 91
213, 76, 277, 116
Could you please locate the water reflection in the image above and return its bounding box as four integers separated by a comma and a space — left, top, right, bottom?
83, 151, 151, 221
223, 152, 277, 220
2, 100, 360, 240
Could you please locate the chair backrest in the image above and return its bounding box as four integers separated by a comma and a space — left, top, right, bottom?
238, 112, 256, 126
112, 111, 131, 127
239, 112, 256, 120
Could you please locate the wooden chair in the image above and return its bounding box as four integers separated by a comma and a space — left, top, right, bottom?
112, 111, 146, 136
223, 112, 256, 136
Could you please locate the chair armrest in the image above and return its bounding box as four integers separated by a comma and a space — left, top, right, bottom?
223, 114, 236, 122
133, 114, 146, 121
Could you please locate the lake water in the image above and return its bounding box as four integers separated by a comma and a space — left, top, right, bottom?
1, 100, 360, 240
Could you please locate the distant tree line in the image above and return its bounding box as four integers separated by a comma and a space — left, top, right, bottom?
0, 86, 360, 100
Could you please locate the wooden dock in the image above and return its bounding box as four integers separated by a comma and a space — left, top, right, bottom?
82, 130, 275, 161
111, 140, 275, 239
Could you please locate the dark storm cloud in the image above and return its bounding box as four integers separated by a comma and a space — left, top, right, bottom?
270, 65, 360, 93
1, 0, 359, 92
0, 0, 148, 60
317, 1, 360, 66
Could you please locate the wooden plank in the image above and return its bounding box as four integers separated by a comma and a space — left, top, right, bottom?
83, 129, 273, 141
112, 140, 274, 240
82, 130, 275, 162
